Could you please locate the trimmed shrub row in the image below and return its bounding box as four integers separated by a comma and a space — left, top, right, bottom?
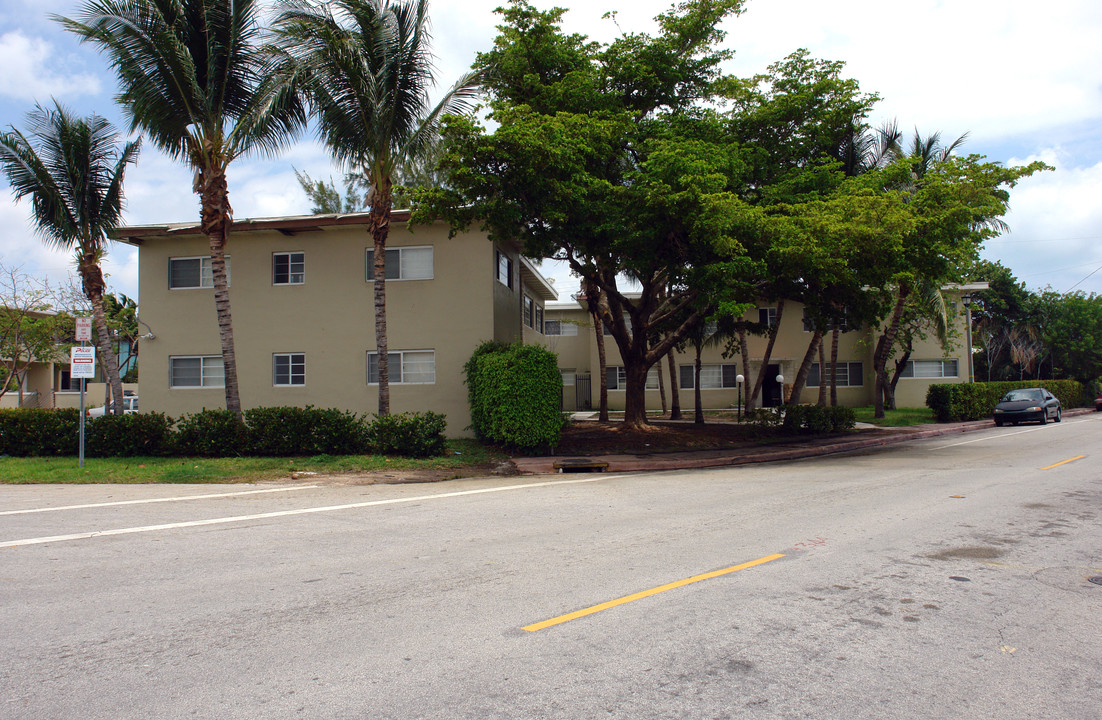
781, 404, 857, 434
465, 341, 564, 453
926, 380, 1086, 422
0, 407, 447, 458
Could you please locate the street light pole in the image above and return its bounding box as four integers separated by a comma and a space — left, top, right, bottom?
736, 374, 744, 421
962, 294, 975, 383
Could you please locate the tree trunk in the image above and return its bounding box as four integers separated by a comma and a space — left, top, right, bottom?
592, 310, 608, 422
829, 326, 840, 407
81, 255, 124, 416
888, 348, 911, 411
693, 344, 704, 425
667, 350, 682, 420
657, 343, 668, 416
817, 340, 827, 406
789, 330, 822, 405
748, 299, 785, 409
738, 327, 751, 401
872, 286, 910, 419
622, 361, 650, 428
197, 162, 241, 417
369, 178, 394, 416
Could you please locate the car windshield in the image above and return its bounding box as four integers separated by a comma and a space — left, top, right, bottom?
1003, 389, 1042, 402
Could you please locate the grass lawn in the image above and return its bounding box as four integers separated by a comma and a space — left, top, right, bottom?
0, 439, 503, 484
851, 406, 937, 427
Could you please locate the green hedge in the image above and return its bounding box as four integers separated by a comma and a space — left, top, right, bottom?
465, 341, 564, 452
781, 404, 857, 434
0, 406, 446, 458
926, 380, 1086, 422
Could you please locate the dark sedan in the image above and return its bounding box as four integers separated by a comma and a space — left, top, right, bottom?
993, 388, 1061, 426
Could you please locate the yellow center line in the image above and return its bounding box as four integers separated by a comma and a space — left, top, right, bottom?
523, 553, 785, 632
1040, 455, 1086, 470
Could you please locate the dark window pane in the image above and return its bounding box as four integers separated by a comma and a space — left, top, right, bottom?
170, 258, 201, 288
679, 365, 694, 389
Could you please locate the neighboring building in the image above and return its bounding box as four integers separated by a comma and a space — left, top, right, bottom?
544, 283, 986, 413
114, 211, 556, 436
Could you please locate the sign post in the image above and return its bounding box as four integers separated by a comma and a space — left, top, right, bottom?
71, 344, 96, 468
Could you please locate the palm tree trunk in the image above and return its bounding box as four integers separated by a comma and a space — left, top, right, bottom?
872, 285, 910, 419
81, 256, 124, 416
817, 341, 827, 405
369, 178, 394, 416
694, 344, 704, 425
198, 163, 241, 417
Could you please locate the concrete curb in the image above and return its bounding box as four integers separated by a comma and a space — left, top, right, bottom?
511, 409, 1095, 475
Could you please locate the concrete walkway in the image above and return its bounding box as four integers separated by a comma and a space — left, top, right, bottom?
512, 409, 1095, 475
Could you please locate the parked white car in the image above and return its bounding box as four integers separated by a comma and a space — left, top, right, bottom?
87, 395, 139, 417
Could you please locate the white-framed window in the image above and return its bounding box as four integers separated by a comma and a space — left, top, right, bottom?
900, 359, 959, 378
496, 249, 513, 288
535, 305, 544, 333
170, 355, 225, 388
560, 369, 576, 386
758, 307, 777, 328
366, 246, 433, 281
169, 256, 231, 289
679, 363, 740, 389
802, 308, 849, 333
808, 362, 864, 387
603, 315, 633, 336
367, 350, 436, 385
606, 366, 660, 390
273, 252, 305, 285
544, 320, 579, 336
273, 353, 305, 386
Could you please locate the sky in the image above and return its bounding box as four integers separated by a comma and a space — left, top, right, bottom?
1, 0, 1101, 304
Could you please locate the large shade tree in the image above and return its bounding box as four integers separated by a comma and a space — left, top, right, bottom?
269, 0, 479, 415
59, 0, 306, 416
0, 102, 139, 415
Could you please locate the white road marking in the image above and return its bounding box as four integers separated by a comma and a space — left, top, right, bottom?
2, 477, 608, 548
0, 485, 320, 516
932, 415, 1092, 450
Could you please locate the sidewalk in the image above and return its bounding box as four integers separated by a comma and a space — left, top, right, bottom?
511, 409, 1095, 475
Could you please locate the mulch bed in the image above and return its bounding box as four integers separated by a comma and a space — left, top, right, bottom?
554, 419, 769, 456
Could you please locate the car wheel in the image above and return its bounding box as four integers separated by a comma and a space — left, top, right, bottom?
1055, 408, 1062, 423
994, 419, 1003, 427
1039, 412, 1047, 425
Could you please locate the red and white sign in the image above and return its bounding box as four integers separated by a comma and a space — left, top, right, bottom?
75, 317, 92, 342
70, 346, 97, 379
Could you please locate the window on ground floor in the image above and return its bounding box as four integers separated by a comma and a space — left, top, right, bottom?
170, 355, 225, 388
807, 362, 863, 387
679, 363, 740, 389
273, 353, 306, 386
900, 359, 958, 378
606, 365, 660, 390
367, 350, 436, 385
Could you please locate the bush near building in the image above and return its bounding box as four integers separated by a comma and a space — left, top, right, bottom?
465, 341, 564, 453
926, 380, 1085, 422
0, 407, 446, 458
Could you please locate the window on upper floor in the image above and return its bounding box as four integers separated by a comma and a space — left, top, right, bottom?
367, 350, 436, 385
170, 355, 225, 388
808, 362, 864, 387
757, 307, 777, 328
523, 296, 534, 328
802, 307, 850, 333
544, 320, 579, 336
496, 250, 513, 289
366, 246, 433, 281
535, 305, 544, 333
169, 256, 231, 289
900, 359, 958, 379
273, 353, 306, 386
273, 252, 305, 285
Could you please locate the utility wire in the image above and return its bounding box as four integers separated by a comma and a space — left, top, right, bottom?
1067, 261, 1102, 293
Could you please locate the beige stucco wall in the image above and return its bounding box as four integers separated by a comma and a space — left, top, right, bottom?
136, 221, 502, 436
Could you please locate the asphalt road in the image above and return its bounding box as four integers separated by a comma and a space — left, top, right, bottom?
2, 414, 1100, 719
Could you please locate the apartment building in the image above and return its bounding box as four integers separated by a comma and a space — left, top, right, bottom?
114, 211, 556, 436
543, 286, 984, 413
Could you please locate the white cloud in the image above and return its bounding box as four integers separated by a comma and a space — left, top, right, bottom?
0, 31, 100, 101
984, 150, 1102, 294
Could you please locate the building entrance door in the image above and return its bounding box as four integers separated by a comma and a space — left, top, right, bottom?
762, 364, 782, 407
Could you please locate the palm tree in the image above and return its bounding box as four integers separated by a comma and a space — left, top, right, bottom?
0, 102, 139, 415
58, 0, 306, 416
269, 0, 479, 415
